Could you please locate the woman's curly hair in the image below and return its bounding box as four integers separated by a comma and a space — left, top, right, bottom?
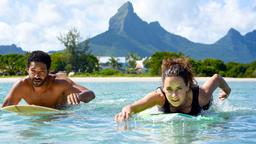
161, 57, 196, 88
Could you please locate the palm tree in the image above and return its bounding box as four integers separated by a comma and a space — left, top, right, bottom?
108, 57, 120, 70
126, 53, 140, 73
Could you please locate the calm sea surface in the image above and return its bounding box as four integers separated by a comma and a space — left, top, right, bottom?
0, 78, 256, 144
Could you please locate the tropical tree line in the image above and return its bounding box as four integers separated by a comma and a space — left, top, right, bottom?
0, 53, 29, 75
0, 51, 255, 78
144, 52, 256, 78
56, 28, 99, 73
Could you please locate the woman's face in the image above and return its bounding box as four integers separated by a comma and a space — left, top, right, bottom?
163, 76, 189, 107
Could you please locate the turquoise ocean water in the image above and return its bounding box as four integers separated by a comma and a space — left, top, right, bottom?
0, 78, 256, 144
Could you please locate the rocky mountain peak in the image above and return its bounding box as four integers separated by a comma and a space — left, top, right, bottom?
108, 1, 138, 33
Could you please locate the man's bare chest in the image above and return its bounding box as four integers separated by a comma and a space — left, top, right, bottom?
23, 90, 64, 108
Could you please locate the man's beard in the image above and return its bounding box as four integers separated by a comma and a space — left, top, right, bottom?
32, 77, 46, 87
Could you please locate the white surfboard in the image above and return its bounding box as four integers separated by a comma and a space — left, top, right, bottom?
135, 106, 195, 122
1, 105, 59, 115
137, 112, 195, 122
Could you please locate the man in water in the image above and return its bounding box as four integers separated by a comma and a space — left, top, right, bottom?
1, 50, 95, 109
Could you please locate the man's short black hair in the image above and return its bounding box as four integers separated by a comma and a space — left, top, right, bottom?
27, 50, 51, 70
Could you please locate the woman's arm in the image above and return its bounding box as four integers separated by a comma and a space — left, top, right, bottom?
199, 74, 231, 106
114, 90, 164, 122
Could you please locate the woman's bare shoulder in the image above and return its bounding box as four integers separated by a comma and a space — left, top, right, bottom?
198, 87, 211, 107
147, 88, 165, 106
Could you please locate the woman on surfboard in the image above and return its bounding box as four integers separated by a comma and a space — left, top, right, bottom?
115, 57, 231, 122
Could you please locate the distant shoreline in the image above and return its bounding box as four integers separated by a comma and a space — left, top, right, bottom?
0, 77, 255, 83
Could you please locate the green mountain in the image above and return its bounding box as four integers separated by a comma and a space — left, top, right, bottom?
0, 44, 25, 55
1, 2, 255, 63
88, 1, 256, 63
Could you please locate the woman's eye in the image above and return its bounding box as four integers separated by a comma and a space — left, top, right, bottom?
177, 87, 184, 92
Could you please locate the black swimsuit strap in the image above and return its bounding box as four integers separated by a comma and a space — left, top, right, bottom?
157, 87, 171, 113
189, 86, 202, 115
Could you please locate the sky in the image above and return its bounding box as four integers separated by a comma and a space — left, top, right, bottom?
0, 0, 256, 52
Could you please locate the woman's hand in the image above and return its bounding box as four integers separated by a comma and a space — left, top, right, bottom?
218, 89, 230, 100
115, 105, 132, 122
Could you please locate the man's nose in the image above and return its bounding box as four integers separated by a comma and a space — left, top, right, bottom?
34, 73, 40, 78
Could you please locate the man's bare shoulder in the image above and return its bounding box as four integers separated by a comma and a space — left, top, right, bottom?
9, 76, 32, 93
49, 74, 72, 85
14, 76, 31, 86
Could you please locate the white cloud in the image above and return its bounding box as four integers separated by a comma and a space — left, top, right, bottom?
0, 22, 13, 44
34, 1, 63, 26
14, 22, 41, 51
0, 0, 256, 51
194, 0, 256, 42
131, 0, 256, 43
0, 0, 11, 17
